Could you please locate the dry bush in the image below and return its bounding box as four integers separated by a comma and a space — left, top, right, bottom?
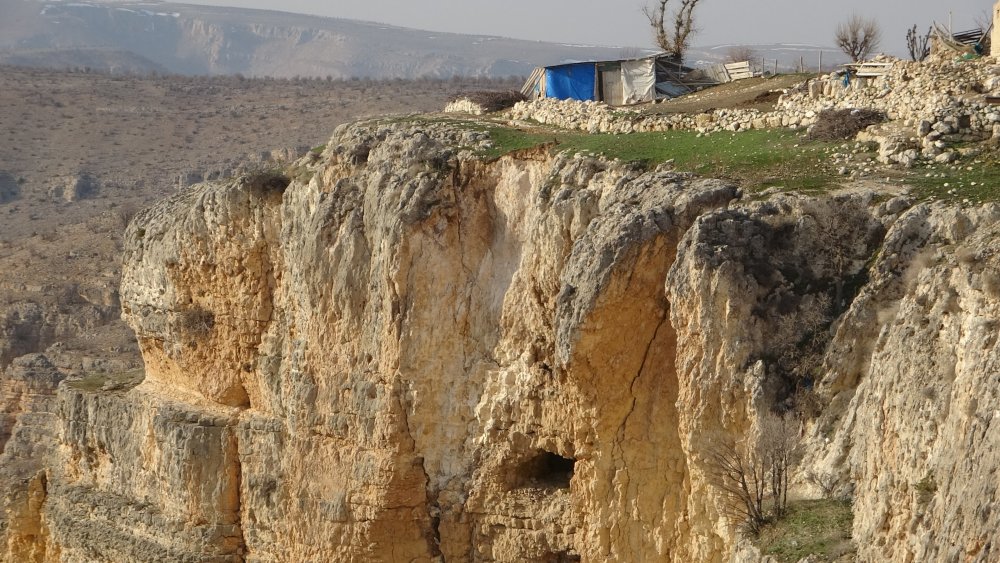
114, 202, 140, 229
804, 470, 839, 499
177, 307, 214, 335
726, 45, 758, 65
806, 108, 886, 141
709, 439, 768, 535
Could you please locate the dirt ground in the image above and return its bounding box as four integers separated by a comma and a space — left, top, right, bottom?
0, 66, 519, 375
647, 73, 816, 114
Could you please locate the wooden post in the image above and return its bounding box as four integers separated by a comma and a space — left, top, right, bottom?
761, 56, 766, 76
774, 59, 778, 75
799, 56, 804, 73
819, 51, 823, 73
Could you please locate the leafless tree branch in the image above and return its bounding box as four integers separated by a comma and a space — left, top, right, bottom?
644, 0, 703, 63
906, 25, 931, 62
706, 413, 800, 534
835, 14, 882, 62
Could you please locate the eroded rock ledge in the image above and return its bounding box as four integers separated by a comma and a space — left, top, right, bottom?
2, 120, 999, 562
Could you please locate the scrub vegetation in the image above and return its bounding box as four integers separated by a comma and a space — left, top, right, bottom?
756, 498, 856, 562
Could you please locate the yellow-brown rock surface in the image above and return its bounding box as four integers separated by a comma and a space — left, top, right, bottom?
1, 121, 999, 562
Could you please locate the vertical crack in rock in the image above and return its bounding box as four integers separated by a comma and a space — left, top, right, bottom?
396, 378, 442, 560
229, 428, 248, 561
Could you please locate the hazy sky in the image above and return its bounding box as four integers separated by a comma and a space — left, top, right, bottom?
181, 0, 991, 55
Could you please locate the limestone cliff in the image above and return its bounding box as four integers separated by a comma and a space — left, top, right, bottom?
2, 120, 999, 562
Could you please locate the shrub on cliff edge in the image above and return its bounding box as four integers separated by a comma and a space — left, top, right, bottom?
806, 108, 886, 141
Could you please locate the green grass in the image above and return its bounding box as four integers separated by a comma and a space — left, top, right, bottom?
379, 114, 1000, 201
383, 115, 840, 189
479, 125, 553, 158
906, 146, 1000, 203
65, 370, 144, 393
478, 123, 841, 192
756, 498, 855, 562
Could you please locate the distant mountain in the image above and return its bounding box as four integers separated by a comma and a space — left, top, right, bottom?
0, 47, 168, 74
0, 0, 642, 78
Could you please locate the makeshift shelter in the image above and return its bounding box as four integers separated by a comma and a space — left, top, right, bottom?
931, 21, 992, 57
544, 62, 597, 101
522, 53, 714, 106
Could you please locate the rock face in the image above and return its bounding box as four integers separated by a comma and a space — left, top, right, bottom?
115, 123, 740, 562
2, 121, 999, 561
811, 203, 1000, 561
0, 354, 64, 563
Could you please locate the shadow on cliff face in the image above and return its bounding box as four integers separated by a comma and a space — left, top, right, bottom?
694, 195, 887, 412
509, 450, 576, 491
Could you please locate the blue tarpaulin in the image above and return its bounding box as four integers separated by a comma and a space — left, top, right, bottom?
545, 63, 595, 101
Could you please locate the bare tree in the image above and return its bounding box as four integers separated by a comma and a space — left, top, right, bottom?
975, 7, 994, 35
974, 8, 994, 55
708, 412, 800, 534
643, 0, 703, 64
725, 45, 758, 64
708, 439, 768, 534
906, 25, 931, 61
759, 413, 798, 517
835, 14, 882, 62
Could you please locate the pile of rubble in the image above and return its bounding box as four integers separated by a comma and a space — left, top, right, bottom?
780, 57, 1000, 166
508, 97, 788, 134
445, 90, 526, 116
507, 56, 1000, 168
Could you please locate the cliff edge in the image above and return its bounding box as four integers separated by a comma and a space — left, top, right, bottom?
2, 119, 998, 562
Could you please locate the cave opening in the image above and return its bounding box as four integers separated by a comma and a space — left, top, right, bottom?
542, 550, 581, 562
513, 450, 575, 490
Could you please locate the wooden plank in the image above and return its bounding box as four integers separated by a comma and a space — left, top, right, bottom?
599, 65, 624, 106
521, 67, 544, 98
854, 62, 893, 77
723, 61, 753, 81
952, 29, 984, 45
933, 22, 975, 52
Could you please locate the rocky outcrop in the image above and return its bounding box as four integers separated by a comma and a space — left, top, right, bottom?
114, 122, 740, 562
808, 203, 1000, 561
48, 174, 99, 203
3, 119, 1000, 562
0, 304, 51, 370
0, 354, 64, 563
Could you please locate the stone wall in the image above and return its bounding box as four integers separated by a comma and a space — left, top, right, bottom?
509, 58, 1000, 168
